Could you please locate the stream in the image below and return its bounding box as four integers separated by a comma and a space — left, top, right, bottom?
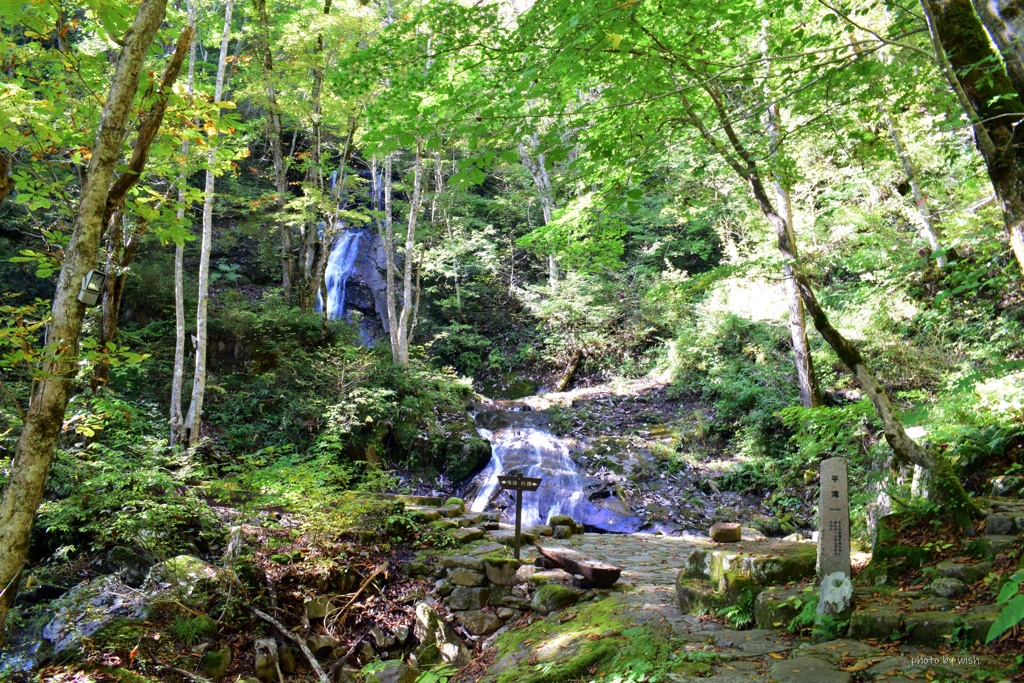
463, 407, 643, 533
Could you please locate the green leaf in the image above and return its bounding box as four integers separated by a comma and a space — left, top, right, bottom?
986, 593, 1024, 644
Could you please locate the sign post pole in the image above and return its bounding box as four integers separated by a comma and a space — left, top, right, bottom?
514, 488, 523, 560
498, 475, 543, 562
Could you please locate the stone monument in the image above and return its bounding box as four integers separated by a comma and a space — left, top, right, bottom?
817, 457, 851, 578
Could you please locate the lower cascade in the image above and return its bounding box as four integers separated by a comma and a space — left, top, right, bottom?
465, 408, 641, 533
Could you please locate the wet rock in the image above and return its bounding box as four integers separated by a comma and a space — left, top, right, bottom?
531, 584, 579, 615
483, 557, 521, 586
710, 523, 742, 543
449, 586, 490, 611
414, 602, 471, 667
455, 610, 504, 635
929, 577, 966, 598
200, 645, 232, 681
448, 568, 487, 586
817, 572, 852, 616
442, 556, 485, 572
254, 638, 280, 683
365, 660, 420, 683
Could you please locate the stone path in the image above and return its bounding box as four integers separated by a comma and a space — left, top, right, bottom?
527, 533, 984, 683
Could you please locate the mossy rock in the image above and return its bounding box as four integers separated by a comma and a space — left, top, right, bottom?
848, 606, 902, 641
753, 585, 811, 629
200, 645, 232, 680
675, 577, 732, 615
683, 541, 817, 588
531, 584, 580, 615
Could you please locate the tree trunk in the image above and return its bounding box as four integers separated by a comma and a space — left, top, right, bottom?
252, 0, 292, 301
0, 0, 167, 638
171, 0, 198, 447
921, 0, 1024, 274
748, 170, 980, 520
380, 154, 400, 353
884, 114, 947, 267
518, 137, 559, 288
185, 0, 234, 446
93, 27, 193, 388
683, 84, 980, 521
766, 100, 823, 408
971, 0, 1024, 95
395, 143, 424, 366
0, 154, 12, 206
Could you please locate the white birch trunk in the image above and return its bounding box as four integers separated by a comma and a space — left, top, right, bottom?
184, 0, 234, 445
170, 0, 198, 446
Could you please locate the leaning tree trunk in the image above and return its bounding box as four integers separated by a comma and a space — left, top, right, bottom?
93, 28, 193, 388
922, 0, 1024, 274
684, 83, 981, 521
0, 0, 168, 638
184, 0, 234, 446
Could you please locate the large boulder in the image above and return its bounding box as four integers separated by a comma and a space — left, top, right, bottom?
42, 575, 147, 654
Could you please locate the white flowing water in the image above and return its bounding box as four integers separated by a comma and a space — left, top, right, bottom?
316, 230, 363, 319
468, 412, 640, 532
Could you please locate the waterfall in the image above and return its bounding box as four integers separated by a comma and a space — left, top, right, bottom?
467, 410, 641, 533
316, 230, 363, 319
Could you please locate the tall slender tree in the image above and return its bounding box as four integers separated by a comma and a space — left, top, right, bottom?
184, 0, 235, 445
0, 0, 170, 636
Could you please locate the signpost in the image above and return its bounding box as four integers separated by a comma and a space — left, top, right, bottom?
498, 475, 542, 560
